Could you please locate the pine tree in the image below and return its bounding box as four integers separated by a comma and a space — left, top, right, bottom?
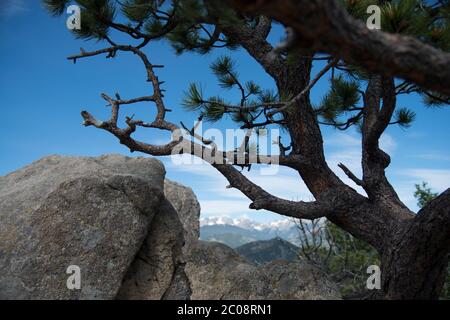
43, 0, 450, 299
414, 182, 439, 208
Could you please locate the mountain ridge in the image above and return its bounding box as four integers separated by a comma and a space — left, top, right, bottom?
236, 237, 300, 265
200, 218, 302, 248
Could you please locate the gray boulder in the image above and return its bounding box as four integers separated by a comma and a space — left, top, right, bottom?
0, 154, 186, 299
117, 180, 199, 299
0, 154, 340, 300
259, 260, 341, 299
116, 198, 191, 300
164, 180, 200, 246
185, 241, 341, 300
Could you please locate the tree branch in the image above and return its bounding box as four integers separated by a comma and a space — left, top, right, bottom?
228, 0, 450, 96
360, 76, 412, 215
267, 58, 338, 117
212, 163, 330, 219
338, 163, 365, 188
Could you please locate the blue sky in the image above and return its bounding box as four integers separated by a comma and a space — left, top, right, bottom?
0, 1, 449, 223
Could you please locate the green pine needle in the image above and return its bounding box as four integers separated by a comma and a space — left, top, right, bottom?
231, 110, 251, 124
121, 0, 155, 22
421, 91, 450, 108
182, 83, 204, 111
258, 89, 278, 104
318, 75, 360, 122
394, 107, 416, 128
203, 97, 226, 122
210, 56, 240, 89
69, 0, 115, 41
210, 56, 235, 76
43, 0, 70, 16
245, 81, 262, 96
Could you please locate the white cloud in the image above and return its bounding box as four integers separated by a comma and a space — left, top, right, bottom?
195, 168, 313, 219
164, 155, 222, 179
325, 131, 396, 154
0, 0, 28, 17
243, 167, 312, 200
325, 132, 364, 191
380, 133, 397, 154
411, 152, 450, 162
200, 200, 253, 217
393, 185, 418, 211
164, 154, 312, 201
399, 169, 450, 191
164, 155, 314, 221
200, 216, 235, 226
406, 131, 427, 139
200, 215, 295, 231
325, 132, 360, 148
324, 131, 397, 193
164, 131, 441, 219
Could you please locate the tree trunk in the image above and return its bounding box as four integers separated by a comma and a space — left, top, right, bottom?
380, 191, 450, 299
381, 241, 448, 299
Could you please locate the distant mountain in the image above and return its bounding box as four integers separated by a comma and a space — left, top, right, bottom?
236, 238, 300, 265
199, 217, 303, 247
200, 224, 269, 248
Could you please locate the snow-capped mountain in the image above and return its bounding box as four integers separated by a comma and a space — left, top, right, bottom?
200, 216, 295, 231
199, 216, 301, 248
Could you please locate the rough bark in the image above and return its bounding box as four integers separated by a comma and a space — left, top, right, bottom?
380, 189, 450, 299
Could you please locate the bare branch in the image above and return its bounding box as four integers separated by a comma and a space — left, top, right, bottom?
268, 58, 338, 117
338, 163, 365, 188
